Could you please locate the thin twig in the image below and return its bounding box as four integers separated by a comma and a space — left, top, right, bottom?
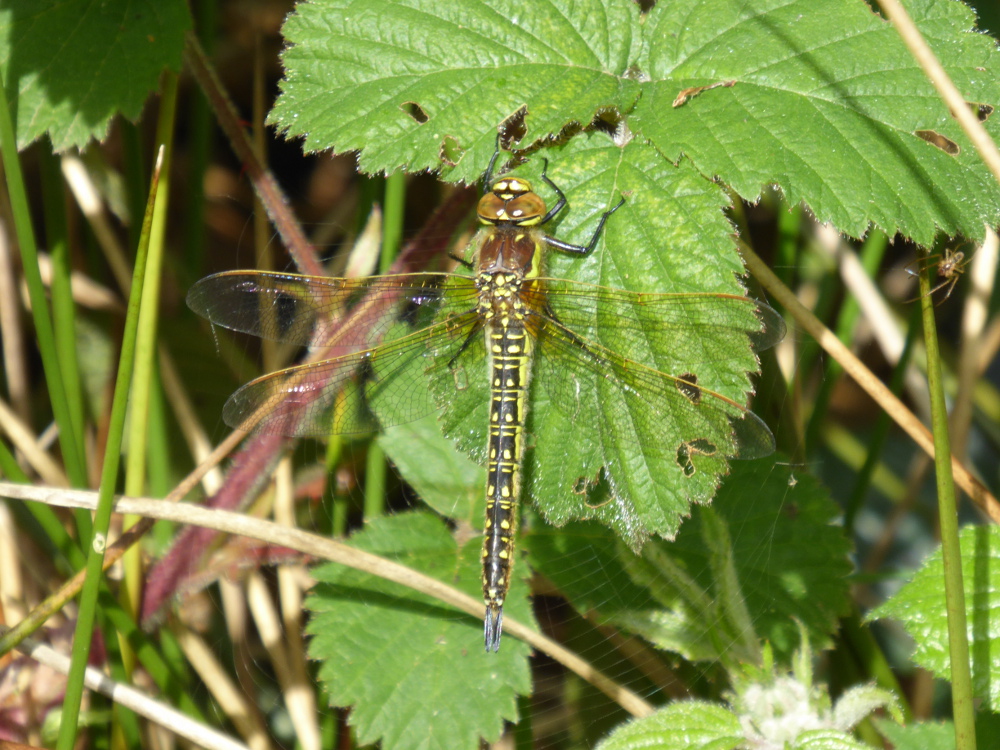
2, 625, 250, 750
876, 0, 1000, 187
952, 230, 999, 459
0, 430, 245, 656
183, 32, 324, 277
0, 481, 656, 719
741, 242, 1000, 524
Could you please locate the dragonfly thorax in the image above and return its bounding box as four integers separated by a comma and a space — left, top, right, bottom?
478, 177, 547, 227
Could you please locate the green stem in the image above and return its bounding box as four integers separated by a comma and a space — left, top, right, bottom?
41, 149, 85, 443
918, 259, 976, 749
0, 73, 87, 490
364, 171, 406, 518
120, 71, 178, 681
381, 171, 406, 274
54, 147, 164, 750
364, 442, 387, 519
325, 437, 348, 537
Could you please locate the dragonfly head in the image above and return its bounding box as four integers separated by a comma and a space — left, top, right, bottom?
478, 177, 547, 227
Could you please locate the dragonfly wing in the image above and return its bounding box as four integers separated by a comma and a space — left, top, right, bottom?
423, 289, 494, 464
526, 314, 774, 547
187, 270, 470, 347
222, 311, 481, 437
542, 279, 785, 367
534, 315, 774, 461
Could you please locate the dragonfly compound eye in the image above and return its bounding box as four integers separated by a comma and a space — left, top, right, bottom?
477, 190, 546, 224
504, 193, 546, 223
477, 193, 508, 223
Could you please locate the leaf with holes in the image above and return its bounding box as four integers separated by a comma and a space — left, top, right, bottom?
271, 0, 640, 182
527, 459, 851, 663
365, 135, 783, 550
272, 0, 1000, 242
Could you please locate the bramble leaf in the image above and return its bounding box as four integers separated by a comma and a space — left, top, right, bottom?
307, 513, 534, 750
273, 0, 1000, 242
0, 0, 190, 150
870, 525, 1000, 712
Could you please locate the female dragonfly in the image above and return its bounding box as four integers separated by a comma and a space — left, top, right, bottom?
188, 137, 785, 651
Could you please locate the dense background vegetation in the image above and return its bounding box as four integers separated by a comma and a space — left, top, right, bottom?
1, 1, 1000, 748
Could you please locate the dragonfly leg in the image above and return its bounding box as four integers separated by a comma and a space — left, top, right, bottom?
582, 196, 626, 252
482, 133, 504, 193
543, 194, 626, 255
538, 160, 568, 224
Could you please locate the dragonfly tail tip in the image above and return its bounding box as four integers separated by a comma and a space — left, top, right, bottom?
484, 605, 504, 652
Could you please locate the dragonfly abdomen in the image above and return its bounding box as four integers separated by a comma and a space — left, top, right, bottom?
482, 307, 534, 652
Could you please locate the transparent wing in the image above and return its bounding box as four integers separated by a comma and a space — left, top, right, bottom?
532, 310, 775, 461
187, 270, 475, 349
187, 270, 482, 436
541, 278, 785, 364
220, 311, 482, 436
189, 270, 778, 453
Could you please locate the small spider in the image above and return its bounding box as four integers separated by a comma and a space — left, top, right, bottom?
906, 247, 969, 304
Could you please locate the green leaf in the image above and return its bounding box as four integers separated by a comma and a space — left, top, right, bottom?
790, 730, 871, 750
829, 684, 903, 732
379, 415, 484, 524
668, 460, 851, 659
596, 701, 743, 750
267, 0, 1000, 568
306, 513, 534, 750
528, 459, 851, 663
875, 719, 957, 750
271, 0, 641, 182
636, 0, 1000, 243
0, 0, 191, 150
529, 140, 764, 544
875, 714, 1000, 749
869, 524, 1000, 712
273, 0, 1000, 242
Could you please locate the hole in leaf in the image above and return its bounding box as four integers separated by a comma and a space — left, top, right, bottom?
688, 438, 717, 456
451, 364, 469, 391
591, 107, 625, 137
957, 101, 994, 122
676, 443, 696, 477
676, 438, 718, 477
439, 135, 462, 166
622, 64, 646, 81
674, 372, 702, 405
400, 101, 429, 123
581, 468, 614, 508
499, 107, 528, 148
915, 129, 960, 155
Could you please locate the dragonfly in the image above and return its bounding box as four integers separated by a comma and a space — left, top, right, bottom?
188, 138, 785, 651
